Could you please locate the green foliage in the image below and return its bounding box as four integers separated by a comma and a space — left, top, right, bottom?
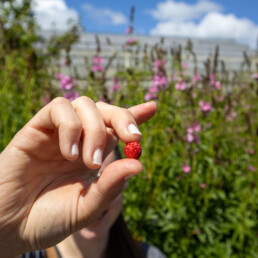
0, 0, 47, 149
1, 1, 258, 257
118, 64, 258, 257
0, 0, 80, 150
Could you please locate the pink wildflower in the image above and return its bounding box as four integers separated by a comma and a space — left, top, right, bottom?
58, 75, 76, 91
149, 85, 159, 93
215, 81, 221, 90
111, 78, 121, 92
92, 56, 104, 72
175, 80, 187, 91
193, 73, 200, 83
253, 73, 258, 81
126, 37, 136, 45
55, 73, 64, 80
93, 56, 104, 64
224, 105, 230, 112
187, 133, 195, 143
192, 92, 197, 98
111, 84, 120, 92
125, 26, 133, 34
153, 59, 166, 73
159, 76, 168, 87
188, 123, 201, 133
209, 73, 221, 90
153, 74, 167, 88
247, 149, 254, 155
226, 111, 237, 122
209, 73, 215, 80
92, 65, 103, 72
181, 62, 188, 69
64, 91, 79, 102
209, 74, 215, 85
144, 92, 157, 101
200, 183, 206, 189
248, 165, 256, 172
199, 101, 212, 112
187, 124, 201, 144
182, 165, 191, 173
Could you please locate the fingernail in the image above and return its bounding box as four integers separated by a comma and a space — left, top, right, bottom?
71, 143, 79, 156
128, 124, 142, 135
124, 174, 134, 181
93, 148, 102, 165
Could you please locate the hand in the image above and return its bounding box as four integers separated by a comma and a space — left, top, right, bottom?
0, 97, 156, 257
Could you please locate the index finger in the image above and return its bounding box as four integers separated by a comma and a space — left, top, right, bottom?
128, 101, 157, 125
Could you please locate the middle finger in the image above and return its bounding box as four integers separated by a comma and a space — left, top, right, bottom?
72, 96, 107, 169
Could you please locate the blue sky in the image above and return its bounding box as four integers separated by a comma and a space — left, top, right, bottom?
33, 0, 258, 48
65, 0, 258, 34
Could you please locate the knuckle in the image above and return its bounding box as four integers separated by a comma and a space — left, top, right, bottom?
63, 119, 82, 131
120, 107, 132, 117
96, 101, 108, 108
96, 123, 107, 133
52, 97, 70, 106
76, 96, 95, 106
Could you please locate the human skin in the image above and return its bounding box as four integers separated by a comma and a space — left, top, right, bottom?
0, 97, 157, 258
57, 151, 125, 258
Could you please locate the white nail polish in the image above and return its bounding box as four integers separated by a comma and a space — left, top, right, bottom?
72, 143, 79, 156
128, 124, 142, 135
93, 148, 102, 165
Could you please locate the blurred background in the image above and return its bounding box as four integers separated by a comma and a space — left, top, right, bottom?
0, 0, 257, 257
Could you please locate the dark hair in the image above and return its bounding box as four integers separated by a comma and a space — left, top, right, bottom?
114, 144, 122, 160
105, 145, 144, 257
105, 213, 145, 258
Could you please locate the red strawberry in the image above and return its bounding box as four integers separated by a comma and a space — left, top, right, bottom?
124, 142, 142, 159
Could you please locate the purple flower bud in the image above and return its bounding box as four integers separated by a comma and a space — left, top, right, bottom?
55, 73, 64, 80
199, 101, 212, 112
149, 85, 159, 93
182, 165, 191, 173
215, 81, 221, 90
111, 78, 121, 92
144, 93, 157, 101
64, 91, 79, 102
193, 73, 200, 83
187, 133, 194, 143
200, 183, 206, 189
126, 38, 136, 45
248, 165, 256, 172
92, 56, 104, 72
125, 26, 133, 34
175, 80, 187, 91
253, 73, 258, 81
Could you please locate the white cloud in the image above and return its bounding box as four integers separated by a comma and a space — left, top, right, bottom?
82, 4, 127, 25
147, 0, 222, 22
32, 0, 79, 31
148, 0, 258, 48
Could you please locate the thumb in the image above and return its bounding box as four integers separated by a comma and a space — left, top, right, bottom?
76, 159, 142, 228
